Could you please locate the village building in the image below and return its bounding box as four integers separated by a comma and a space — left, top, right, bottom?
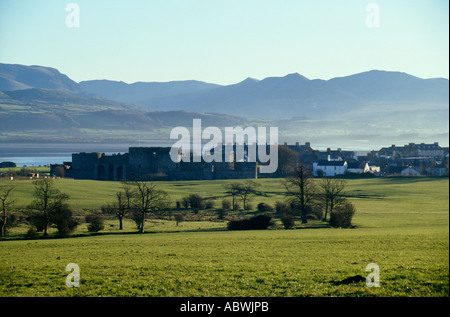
346, 161, 370, 174
313, 159, 348, 177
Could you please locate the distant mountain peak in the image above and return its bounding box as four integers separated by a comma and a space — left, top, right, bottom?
284, 72, 309, 80
238, 77, 260, 84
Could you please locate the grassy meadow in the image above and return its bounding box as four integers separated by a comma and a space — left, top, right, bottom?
0, 177, 448, 297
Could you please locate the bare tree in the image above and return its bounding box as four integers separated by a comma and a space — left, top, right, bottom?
0, 185, 15, 238
103, 191, 129, 230
224, 182, 242, 211
129, 181, 170, 233
283, 164, 316, 224
319, 178, 346, 222
121, 181, 134, 210
236, 180, 260, 210
29, 179, 69, 236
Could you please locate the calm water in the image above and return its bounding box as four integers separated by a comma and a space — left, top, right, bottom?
0, 143, 134, 167
1, 156, 71, 167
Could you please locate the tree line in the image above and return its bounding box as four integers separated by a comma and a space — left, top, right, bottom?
0, 164, 356, 239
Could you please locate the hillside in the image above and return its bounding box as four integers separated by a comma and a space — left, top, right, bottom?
0, 63, 83, 94
0, 88, 141, 113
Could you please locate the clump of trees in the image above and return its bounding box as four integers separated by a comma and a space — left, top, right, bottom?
27, 179, 79, 237
100, 181, 171, 233
224, 181, 260, 211
257, 202, 273, 212
2, 180, 80, 239
180, 193, 206, 210
282, 164, 357, 229
105, 181, 170, 234
85, 213, 105, 232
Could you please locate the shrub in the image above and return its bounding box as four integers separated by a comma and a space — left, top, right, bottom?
181, 197, 190, 209
181, 194, 205, 210
27, 214, 46, 232
222, 200, 231, 210
228, 215, 272, 230
329, 212, 343, 228
25, 227, 38, 239
49, 203, 79, 236
188, 194, 205, 209
329, 201, 356, 228
309, 204, 324, 220
257, 202, 274, 212
275, 201, 290, 214
205, 200, 215, 209
174, 214, 184, 226
281, 213, 295, 229
86, 213, 105, 233
217, 208, 227, 220
130, 211, 143, 230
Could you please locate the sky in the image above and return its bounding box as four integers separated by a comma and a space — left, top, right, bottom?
0, 0, 448, 85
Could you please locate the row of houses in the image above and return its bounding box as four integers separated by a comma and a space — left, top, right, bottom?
293, 142, 449, 177
312, 158, 379, 177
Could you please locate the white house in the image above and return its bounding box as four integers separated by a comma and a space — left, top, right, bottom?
368, 165, 381, 174
346, 161, 370, 174
313, 159, 348, 177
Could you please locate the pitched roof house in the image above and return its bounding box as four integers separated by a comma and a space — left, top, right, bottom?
313, 159, 348, 177
346, 161, 370, 174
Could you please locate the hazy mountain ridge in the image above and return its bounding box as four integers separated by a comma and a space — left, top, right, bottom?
78, 79, 221, 108
79, 70, 449, 119
2, 63, 448, 119
0, 63, 448, 147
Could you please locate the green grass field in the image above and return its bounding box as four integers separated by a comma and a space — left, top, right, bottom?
0, 177, 448, 297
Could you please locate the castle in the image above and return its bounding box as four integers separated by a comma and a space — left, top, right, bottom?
54, 146, 259, 181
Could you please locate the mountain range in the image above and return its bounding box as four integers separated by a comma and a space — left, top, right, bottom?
0, 63, 448, 148
80, 70, 448, 119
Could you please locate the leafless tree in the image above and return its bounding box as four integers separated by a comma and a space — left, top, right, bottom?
128, 181, 170, 233
0, 185, 15, 238
283, 164, 316, 224
102, 191, 129, 230
236, 180, 260, 210
224, 182, 242, 211
319, 178, 346, 222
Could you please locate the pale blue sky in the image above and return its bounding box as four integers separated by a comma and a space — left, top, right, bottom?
1, 0, 448, 84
